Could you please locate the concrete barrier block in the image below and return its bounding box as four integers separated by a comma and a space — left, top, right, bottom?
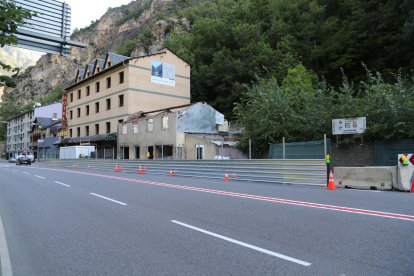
335, 167, 395, 190
396, 167, 414, 191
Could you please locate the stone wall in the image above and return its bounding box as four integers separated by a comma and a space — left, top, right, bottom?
331, 142, 375, 167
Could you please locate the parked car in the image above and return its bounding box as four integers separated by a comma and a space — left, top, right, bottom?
16, 156, 32, 166
8, 157, 16, 163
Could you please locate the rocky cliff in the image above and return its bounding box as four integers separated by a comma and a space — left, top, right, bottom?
1, 0, 190, 106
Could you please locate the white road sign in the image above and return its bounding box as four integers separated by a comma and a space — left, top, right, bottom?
332, 117, 366, 135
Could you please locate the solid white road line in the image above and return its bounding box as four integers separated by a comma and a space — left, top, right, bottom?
0, 213, 13, 276
34, 175, 45, 179
171, 220, 311, 267
22, 172, 30, 175
54, 181, 71, 188
90, 193, 127, 206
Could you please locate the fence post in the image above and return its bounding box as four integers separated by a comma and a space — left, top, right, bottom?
282, 137, 285, 159
249, 139, 252, 159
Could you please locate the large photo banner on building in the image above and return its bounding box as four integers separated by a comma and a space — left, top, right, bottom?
151, 60, 176, 86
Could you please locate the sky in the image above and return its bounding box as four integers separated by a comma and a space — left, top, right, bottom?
65, 0, 134, 32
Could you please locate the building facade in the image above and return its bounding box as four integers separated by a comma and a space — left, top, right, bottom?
5, 103, 62, 158
117, 102, 243, 160
62, 48, 190, 158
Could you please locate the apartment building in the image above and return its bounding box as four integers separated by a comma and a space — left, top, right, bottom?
62, 48, 190, 158
5, 103, 62, 158
117, 102, 244, 160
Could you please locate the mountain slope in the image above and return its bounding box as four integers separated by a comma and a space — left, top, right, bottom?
1, 0, 189, 106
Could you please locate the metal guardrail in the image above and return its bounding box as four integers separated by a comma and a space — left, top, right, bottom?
40, 159, 327, 186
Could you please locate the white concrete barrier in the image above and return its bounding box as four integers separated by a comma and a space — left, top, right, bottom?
396, 153, 414, 191
335, 167, 395, 190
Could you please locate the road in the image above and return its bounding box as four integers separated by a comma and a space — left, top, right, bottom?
0, 161, 413, 275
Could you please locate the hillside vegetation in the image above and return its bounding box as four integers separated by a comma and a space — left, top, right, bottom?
1, 0, 414, 152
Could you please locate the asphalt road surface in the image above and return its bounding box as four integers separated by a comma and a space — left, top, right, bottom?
0, 161, 413, 275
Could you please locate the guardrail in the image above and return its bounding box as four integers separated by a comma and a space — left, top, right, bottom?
40, 159, 327, 186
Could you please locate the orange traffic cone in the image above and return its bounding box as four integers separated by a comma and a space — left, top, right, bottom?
169, 169, 175, 176
138, 165, 143, 175
327, 170, 336, 190
115, 164, 121, 172
224, 173, 229, 182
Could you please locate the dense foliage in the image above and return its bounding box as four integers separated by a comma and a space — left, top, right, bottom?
234, 66, 414, 156
164, 0, 414, 119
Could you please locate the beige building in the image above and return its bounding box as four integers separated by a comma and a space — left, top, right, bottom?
62, 49, 190, 158
117, 102, 243, 160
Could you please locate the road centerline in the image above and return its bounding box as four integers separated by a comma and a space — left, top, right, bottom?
34, 175, 46, 179
22, 172, 30, 175
90, 193, 127, 206
54, 181, 71, 188
171, 220, 311, 266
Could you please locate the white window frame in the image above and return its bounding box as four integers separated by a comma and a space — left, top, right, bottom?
122, 124, 127, 135
147, 119, 154, 132
133, 124, 139, 134
162, 116, 169, 130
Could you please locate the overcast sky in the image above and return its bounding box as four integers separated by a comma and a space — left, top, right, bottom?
65, 0, 133, 32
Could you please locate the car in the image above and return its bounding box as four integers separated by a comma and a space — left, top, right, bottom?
16, 156, 32, 166
8, 157, 16, 163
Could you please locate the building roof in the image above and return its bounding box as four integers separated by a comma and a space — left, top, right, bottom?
36, 117, 61, 128
76, 68, 85, 81
105, 52, 129, 68
65, 48, 186, 91
93, 58, 105, 74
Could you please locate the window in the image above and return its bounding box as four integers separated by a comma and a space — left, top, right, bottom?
107, 61, 111, 67
69, 110, 73, 119
147, 119, 153, 132
106, 98, 111, 110
77, 127, 80, 137
133, 124, 138, 134
119, 94, 124, 107
70, 93, 73, 102
95, 102, 100, 113
196, 145, 204, 160
119, 71, 124, 84
85, 126, 89, 136
69, 129, 73, 137
86, 86, 90, 96
106, 77, 111, 88
77, 108, 81, 117
106, 122, 111, 134
77, 89, 81, 99
122, 124, 127, 135
162, 116, 169, 130
95, 81, 100, 92
95, 124, 99, 135
135, 146, 140, 159
86, 105, 90, 116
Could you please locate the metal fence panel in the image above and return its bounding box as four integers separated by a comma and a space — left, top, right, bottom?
269, 140, 330, 159
42, 159, 327, 187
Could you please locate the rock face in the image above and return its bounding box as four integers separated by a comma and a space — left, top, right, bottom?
1, 0, 189, 106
